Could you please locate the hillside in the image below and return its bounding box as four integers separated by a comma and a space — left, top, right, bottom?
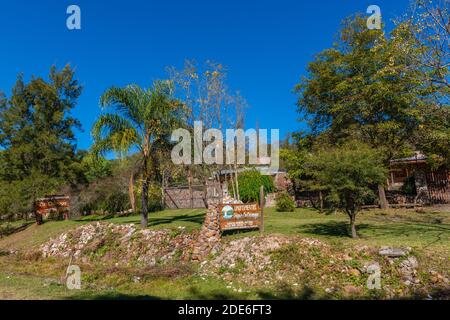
0, 208, 448, 300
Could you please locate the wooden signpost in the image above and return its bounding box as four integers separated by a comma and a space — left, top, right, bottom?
34, 195, 70, 225
218, 186, 265, 233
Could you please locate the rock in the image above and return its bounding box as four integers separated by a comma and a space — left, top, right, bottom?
343, 285, 362, 295
350, 269, 361, 277
379, 247, 408, 258
400, 256, 418, 270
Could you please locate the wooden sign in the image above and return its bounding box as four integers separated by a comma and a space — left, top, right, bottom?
34, 195, 70, 224
218, 203, 261, 231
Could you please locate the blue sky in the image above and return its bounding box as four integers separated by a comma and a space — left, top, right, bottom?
0, 0, 411, 151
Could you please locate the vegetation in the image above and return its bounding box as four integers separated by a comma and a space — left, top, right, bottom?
0, 0, 448, 301
92, 82, 185, 227
309, 143, 387, 238
231, 170, 274, 203
0, 66, 84, 218
275, 192, 296, 212
0, 207, 448, 299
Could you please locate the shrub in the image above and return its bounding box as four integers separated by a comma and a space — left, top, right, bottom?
276, 192, 296, 212
102, 191, 130, 214
232, 169, 275, 203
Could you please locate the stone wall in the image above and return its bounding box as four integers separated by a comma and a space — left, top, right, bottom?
190, 204, 222, 262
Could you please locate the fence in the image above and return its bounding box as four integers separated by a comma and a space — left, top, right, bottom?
164, 184, 222, 209
426, 171, 450, 204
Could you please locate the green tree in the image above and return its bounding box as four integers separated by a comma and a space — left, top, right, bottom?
294, 16, 440, 207
309, 143, 387, 238
0, 66, 83, 216
80, 152, 113, 183
92, 81, 185, 227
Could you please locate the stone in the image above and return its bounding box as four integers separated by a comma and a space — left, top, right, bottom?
343, 285, 361, 295
400, 256, 418, 270
379, 247, 408, 257
350, 269, 361, 277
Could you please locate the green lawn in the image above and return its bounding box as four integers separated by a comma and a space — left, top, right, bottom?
1, 207, 449, 253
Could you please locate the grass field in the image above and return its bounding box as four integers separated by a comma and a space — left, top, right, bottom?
0, 207, 448, 299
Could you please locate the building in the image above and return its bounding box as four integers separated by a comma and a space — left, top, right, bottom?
34, 195, 70, 224
388, 152, 450, 204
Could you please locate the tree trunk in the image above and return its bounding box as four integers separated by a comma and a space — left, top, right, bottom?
188, 168, 193, 209
349, 214, 358, 239
161, 171, 166, 210
319, 191, 324, 211
378, 184, 389, 210
234, 162, 240, 201
129, 174, 136, 213
141, 179, 149, 228
202, 178, 208, 208
141, 157, 149, 228
229, 168, 236, 199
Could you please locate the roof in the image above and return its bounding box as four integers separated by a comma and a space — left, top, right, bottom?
390, 152, 428, 164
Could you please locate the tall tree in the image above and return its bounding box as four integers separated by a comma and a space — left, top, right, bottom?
92, 81, 185, 227
295, 16, 439, 207
0, 66, 83, 215
168, 60, 249, 203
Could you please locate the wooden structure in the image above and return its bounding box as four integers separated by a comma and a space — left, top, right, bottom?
34, 195, 70, 225
163, 184, 222, 209
388, 153, 450, 204
218, 203, 262, 231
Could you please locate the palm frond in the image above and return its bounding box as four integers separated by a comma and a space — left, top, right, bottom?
91, 113, 141, 157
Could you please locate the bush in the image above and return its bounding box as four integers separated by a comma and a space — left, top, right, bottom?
276, 192, 296, 212
102, 191, 130, 214
232, 170, 275, 203
135, 183, 163, 213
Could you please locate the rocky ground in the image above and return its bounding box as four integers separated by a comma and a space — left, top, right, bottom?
36, 222, 449, 299
40, 222, 197, 267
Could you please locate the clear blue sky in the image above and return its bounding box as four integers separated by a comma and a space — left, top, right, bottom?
0, 0, 411, 151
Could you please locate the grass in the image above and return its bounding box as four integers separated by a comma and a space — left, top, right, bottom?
77, 208, 205, 232
0, 206, 448, 300
1, 207, 449, 253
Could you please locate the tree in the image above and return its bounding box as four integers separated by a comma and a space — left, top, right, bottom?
294, 15, 440, 207
309, 143, 387, 238
397, 0, 450, 166
0, 66, 83, 217
400, 0, 450, 92
168, 60, 249, 202
92, 81, 185, 228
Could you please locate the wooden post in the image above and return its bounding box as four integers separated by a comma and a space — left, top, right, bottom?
259, 186, 265, 234
378, 185, 389, 210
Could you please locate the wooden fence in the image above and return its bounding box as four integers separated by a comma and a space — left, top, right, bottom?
164, 184, 222, 209
426, 171, 450, 204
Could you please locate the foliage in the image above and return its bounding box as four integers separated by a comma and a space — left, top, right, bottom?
80, 153, 113, 183
102, 191, 130, 214
294, 16, 439, 163
275, 192, 296, 212
0, 66, 84, 216
307, 143, 387, 238
231, 170, 274, 203
92, 81, 185, 227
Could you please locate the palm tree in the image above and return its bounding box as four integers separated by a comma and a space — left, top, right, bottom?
92, 81, 185, 228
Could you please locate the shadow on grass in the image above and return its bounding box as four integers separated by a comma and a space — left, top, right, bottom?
257, 286, 320, 300
77, 213, 206, 228
147, 213, 205, 228
68, 293, 161, 300
186, 287, 246, 300
297, 219, 450, 245
297, 221, 370, 238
